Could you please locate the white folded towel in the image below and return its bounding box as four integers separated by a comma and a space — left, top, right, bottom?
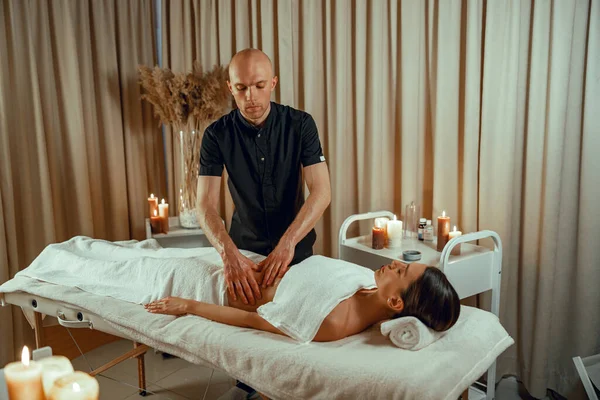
380, 316, 444, 350
257, 255, 377, 343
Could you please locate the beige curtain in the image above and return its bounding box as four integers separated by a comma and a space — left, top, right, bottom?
0, 0, 165, 366
162, 0, 599, 397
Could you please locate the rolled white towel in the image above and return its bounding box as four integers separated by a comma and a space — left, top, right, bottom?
380, 316, 444, 350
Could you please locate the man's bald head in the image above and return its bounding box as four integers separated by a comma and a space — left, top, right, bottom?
227, 48, 278, 126
229, 49, 274, 81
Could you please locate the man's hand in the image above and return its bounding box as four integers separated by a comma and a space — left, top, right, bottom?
222, 251, 262, 305
260, 237, 295, 288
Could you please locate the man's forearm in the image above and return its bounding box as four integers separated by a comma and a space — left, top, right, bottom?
281, 188, 331, 247
197, 206, 237, 257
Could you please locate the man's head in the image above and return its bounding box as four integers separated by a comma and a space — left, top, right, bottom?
227, 48, 278, 125
375, 261, 461, 332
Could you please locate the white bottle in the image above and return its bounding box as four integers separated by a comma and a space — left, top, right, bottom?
424, 220, 434, 242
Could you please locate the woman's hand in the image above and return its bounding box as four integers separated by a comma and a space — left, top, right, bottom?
144, 297, 190, 316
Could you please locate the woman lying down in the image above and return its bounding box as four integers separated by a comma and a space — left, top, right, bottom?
145, 255, 461, 343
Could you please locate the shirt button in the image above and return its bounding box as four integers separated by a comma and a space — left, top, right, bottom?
257, 134, 261, 138
260, 157, 265, 161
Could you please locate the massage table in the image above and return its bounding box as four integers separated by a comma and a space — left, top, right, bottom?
0, 218, 512, 400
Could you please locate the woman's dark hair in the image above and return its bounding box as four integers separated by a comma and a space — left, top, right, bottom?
393, 266, 460, 332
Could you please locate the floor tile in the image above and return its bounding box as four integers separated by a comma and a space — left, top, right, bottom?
122, 384, 190, 400
153, 364, 216, 399
97, 374, 139, 400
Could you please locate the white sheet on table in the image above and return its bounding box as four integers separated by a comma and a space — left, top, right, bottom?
13, 236, 256, 306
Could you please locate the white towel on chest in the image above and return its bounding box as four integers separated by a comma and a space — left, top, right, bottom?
257, 255, 377, 343
380, 316, 444, 350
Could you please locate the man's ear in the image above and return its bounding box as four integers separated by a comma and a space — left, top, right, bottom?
227, 80, 234, 94
271, 76, 278, 91
387, 296, 404, 313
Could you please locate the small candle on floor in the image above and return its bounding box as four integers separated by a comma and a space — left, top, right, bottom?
38, 355, 74, 397
448, 226, 462, 255
47, 372, 99, 400
3, 346, 45, 400
436, 210, 451, 252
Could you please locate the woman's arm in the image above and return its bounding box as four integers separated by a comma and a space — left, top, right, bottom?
145, 297, 285, 336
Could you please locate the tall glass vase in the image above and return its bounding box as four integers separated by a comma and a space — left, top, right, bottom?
177, 129, 202, 228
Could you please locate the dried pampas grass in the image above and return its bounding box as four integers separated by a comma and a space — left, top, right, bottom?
138, 62, 231, 132
138, 63, 231, 218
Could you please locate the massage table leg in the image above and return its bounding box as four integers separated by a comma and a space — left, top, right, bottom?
87, 343, 149, 396
134, 342, 147, 396
33, 311, 45, 349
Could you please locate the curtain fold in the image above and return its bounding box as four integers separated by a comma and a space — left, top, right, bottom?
161, 0, 599, 396
0, 0, 164, 366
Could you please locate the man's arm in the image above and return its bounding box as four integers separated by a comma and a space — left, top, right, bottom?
261, 162, 331, 286
196, 177, 262, 305
196, 176, 235, 256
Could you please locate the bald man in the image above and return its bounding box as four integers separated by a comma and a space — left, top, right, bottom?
196, 48, 332, 308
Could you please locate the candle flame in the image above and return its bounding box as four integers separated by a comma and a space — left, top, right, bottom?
442, 210, 446, 217
73, 382, 81, 392
453, 226, 457, 232
150, 193, 154, 198
21, 346, 29, 366
153, 209, 157, 217
161, 198, 166, 204
393, 214, 397, 220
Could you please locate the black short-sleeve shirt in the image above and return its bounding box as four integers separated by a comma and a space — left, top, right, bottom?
199, 102, 326, 262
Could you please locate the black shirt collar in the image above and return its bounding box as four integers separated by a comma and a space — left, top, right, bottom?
236, 102, 275, 135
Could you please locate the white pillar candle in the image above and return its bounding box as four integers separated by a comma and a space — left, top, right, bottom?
48, 372, 99, 400
386, 215, 403, 248
448, 226, 462, 255
38, 356, 74, 396
3, 346, 45, 400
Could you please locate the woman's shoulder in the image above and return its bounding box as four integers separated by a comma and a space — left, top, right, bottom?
314, 297, 368, 342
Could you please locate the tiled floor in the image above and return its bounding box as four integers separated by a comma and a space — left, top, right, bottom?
73, 339, 545, 400
71, 339, 237, 400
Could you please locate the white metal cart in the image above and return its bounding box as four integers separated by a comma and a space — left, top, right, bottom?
339, 211, 503, 400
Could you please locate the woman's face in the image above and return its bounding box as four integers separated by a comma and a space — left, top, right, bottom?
375, 260, 427, 295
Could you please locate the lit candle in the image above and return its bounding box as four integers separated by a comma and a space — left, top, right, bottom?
372, 219, 386, 250
158, 198, 169, 233
386, 215, 403, 248
150, 209, 162, 234
448, 226, 462, 255
47, 372, 99, 400
374, 217, 390, 245
3, 346, 45, 400
148, 193, 158, 218
38, 355, 74, 396
436, 210, 451, 252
